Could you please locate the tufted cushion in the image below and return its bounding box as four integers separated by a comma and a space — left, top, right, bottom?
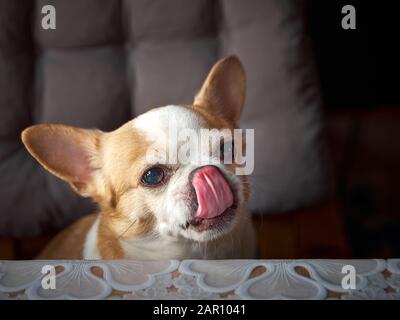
0, 0, 329, 236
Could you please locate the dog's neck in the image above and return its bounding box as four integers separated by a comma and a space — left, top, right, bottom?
83, 208, 255, 260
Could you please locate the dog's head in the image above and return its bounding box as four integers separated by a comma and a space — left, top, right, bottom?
22, 56, 250, 242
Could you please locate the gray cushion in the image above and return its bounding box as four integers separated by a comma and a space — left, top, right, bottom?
0, 0, 329, 236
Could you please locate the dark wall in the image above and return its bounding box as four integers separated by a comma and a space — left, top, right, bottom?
306, 0, 398, 111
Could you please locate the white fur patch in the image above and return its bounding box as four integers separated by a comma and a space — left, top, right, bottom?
133, 105, 203, 139
120, 234, 188, 260
83, 217, 101, 259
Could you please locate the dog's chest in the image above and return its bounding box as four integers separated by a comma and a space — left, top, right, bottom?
118, 236, 211, 260
83, 216, 255, 260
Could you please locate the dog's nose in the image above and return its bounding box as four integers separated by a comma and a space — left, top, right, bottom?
191, 165, 233, 219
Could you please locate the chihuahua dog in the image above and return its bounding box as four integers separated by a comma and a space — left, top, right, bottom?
22, 56, 256, 260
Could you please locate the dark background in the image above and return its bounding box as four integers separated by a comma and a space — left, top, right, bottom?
307, 0, 398, 110
307, 0, 400, 257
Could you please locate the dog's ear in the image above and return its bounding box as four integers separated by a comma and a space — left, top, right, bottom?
194, 55, 246, 124
21, 124, 103, 197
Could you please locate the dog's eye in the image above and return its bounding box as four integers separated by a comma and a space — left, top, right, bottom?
220, 141, 234, 162
141, 167, 165, 186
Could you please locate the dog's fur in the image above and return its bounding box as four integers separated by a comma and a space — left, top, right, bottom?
22, 56, 256, 260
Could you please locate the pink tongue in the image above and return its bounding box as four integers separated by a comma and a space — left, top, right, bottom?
192, 166, 234, 219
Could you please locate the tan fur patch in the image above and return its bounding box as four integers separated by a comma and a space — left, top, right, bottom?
37, 214, 97, 259
95, 123, 158, 258
194, 55, 246, 124
96, 215, 124, 259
